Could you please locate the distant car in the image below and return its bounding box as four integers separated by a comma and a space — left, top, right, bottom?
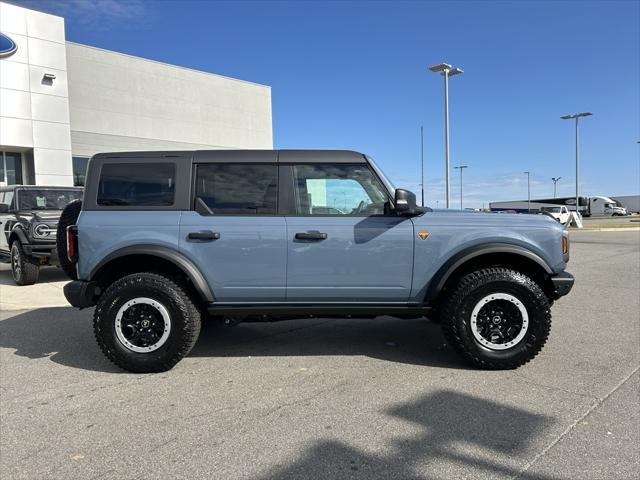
0, 185, 83, 285
540, 206, 570, 224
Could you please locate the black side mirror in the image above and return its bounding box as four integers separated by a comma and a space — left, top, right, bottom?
394, 188, 418, 215
0, 204, 9, 214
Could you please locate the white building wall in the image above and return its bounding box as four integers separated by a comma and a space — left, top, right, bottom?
66, 43, 273, 157
0, 1, 73, 185
1, 2, 273, 187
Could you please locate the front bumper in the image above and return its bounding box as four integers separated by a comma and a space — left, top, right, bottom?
63, 280, 100, 309
550, 271, 574, 298
23, 242, 57, 261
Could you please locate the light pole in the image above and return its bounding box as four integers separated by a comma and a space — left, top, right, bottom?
428, 62, 463, 208
561, 112, 592, 213
551, 177, 561, 198
420, 125, 425, 207
455, 165, 468, 210
524, 171, 531, 213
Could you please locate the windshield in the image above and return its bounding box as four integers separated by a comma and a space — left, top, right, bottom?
543, 207, 561, 213
18, 189, 82, 210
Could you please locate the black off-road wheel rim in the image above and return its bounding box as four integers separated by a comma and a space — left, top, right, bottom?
470, 292, 529, 351
114, 297, 172, 353
10, 246, 21, 282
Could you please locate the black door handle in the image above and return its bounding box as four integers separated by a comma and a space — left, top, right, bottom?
188, 230, 220, 241
295, 231, 328, 240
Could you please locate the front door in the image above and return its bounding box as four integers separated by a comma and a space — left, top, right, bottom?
179, 162, 286, 302
283, 162, 414, 302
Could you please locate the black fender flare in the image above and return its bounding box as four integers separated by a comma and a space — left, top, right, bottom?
90, 245, 214, 302
8, 225, 29, 246
425, 243, 553, 303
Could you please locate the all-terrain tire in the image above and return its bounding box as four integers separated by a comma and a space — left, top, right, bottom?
56, 199, 82, 280
440, 267, 551, 370
94, 273, 202, 373
10, 242, 40, 285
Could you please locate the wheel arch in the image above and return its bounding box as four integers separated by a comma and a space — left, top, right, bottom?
8, 225, 28, 247
425, 243, 554, 305
89, 245, 214, 303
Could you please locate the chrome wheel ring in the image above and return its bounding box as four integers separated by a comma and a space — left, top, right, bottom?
115, 297, 171, 353
470, 293, 529, 351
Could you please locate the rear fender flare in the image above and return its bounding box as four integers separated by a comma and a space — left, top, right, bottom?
89, 245, 214, 302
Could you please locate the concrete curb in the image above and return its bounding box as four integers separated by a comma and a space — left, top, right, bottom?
0, 302, 70, 311
570, 227, 640, 232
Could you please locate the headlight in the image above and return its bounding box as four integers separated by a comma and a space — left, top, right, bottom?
33, 223, 56, 239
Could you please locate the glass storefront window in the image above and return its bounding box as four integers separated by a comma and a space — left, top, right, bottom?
0, 152, 23, 185
73, 156, 89, 186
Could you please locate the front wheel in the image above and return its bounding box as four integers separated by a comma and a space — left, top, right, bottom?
94, 273, 202, 373
441, 267, 551, 369
10, 242, 40, 285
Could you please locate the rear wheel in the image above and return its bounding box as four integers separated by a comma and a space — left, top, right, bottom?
10, 242, 39, 285
94, 273, 202, 373
441, 267, 551, 369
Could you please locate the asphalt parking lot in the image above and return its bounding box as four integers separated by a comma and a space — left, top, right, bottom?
1, 230, 638, 480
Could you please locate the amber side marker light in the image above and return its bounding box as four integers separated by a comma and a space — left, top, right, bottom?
562, 236, 568, 255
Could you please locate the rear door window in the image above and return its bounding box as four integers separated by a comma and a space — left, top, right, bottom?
194, 164, 277, 215
97, 163, 175, 206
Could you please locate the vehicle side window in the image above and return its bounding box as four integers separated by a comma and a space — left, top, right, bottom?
194, 164, 277, 215
97, 163, 175, 206
292, 164, 389, 216
3, 191, 14, 210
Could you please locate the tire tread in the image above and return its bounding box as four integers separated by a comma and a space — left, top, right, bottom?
93, 272, 201, 373
441, 267, 551, 370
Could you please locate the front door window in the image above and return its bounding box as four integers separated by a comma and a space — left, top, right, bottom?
292, 164, 389, 216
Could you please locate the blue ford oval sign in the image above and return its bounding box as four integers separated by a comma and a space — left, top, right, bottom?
0, 32, 18, 58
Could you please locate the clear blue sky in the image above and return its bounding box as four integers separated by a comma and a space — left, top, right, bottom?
15, 0, 640, 208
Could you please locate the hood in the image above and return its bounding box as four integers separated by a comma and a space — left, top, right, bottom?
414, 209, 564, 231
17, 210, 62, 223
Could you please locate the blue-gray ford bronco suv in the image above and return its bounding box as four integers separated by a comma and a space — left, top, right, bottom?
61, 150, 574, 373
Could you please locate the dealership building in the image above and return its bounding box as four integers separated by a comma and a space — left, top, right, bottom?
0, 1, 273, 187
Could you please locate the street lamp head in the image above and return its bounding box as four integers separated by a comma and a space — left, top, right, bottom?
428, 63, 452, 72
448, 67, 464, 76
561, 112, 593, 120
455, 165, 468, 169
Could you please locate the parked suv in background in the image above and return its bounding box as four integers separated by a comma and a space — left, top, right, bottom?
0, 185, 83, 285
61, 150, 574, 373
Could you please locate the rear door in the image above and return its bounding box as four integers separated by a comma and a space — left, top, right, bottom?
179, 158, 286, 302
282, 161, 414, 302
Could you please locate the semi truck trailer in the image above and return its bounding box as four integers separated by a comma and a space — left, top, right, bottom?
490, 196, 627, 217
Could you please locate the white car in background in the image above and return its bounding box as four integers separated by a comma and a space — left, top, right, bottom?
540, 206, 571, 224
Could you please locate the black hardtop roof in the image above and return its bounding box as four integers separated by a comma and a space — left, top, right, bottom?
91, 149, 368, 164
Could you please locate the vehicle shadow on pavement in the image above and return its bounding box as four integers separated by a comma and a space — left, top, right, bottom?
0, 308, 468, 372
252, 389, 559, 480
0, 307, 120, 373
192, 316, 469, 369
